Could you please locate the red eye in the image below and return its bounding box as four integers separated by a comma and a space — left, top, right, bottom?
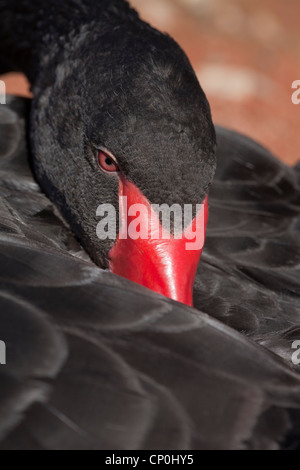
98, 151, 119, 173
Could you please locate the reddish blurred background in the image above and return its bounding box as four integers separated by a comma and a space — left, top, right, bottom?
1, 0, 300, 165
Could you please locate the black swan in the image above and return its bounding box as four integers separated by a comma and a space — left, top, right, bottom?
0, 0, 299, 450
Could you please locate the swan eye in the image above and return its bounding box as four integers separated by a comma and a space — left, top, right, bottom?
98, 151, 119, 173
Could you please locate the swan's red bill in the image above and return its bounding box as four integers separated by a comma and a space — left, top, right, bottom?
109, 176, 208, 307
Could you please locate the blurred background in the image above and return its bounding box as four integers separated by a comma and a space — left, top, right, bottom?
1, 0, 299, 165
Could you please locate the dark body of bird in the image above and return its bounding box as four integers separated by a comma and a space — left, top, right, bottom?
0, 0, 299, 450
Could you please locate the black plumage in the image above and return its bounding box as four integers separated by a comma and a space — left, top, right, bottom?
0, 0, 299, 450
196, 129, 300, 363
0, 96, 300, 450
0, 0, 216, 267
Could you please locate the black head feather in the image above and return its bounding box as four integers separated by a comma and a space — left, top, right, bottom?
1, 1, 216, 266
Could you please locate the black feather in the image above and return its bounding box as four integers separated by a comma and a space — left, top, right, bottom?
0, 97, 300, 449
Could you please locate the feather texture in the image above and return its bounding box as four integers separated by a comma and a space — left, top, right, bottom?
195, 128, 300, 365
0, 97, 300, 449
